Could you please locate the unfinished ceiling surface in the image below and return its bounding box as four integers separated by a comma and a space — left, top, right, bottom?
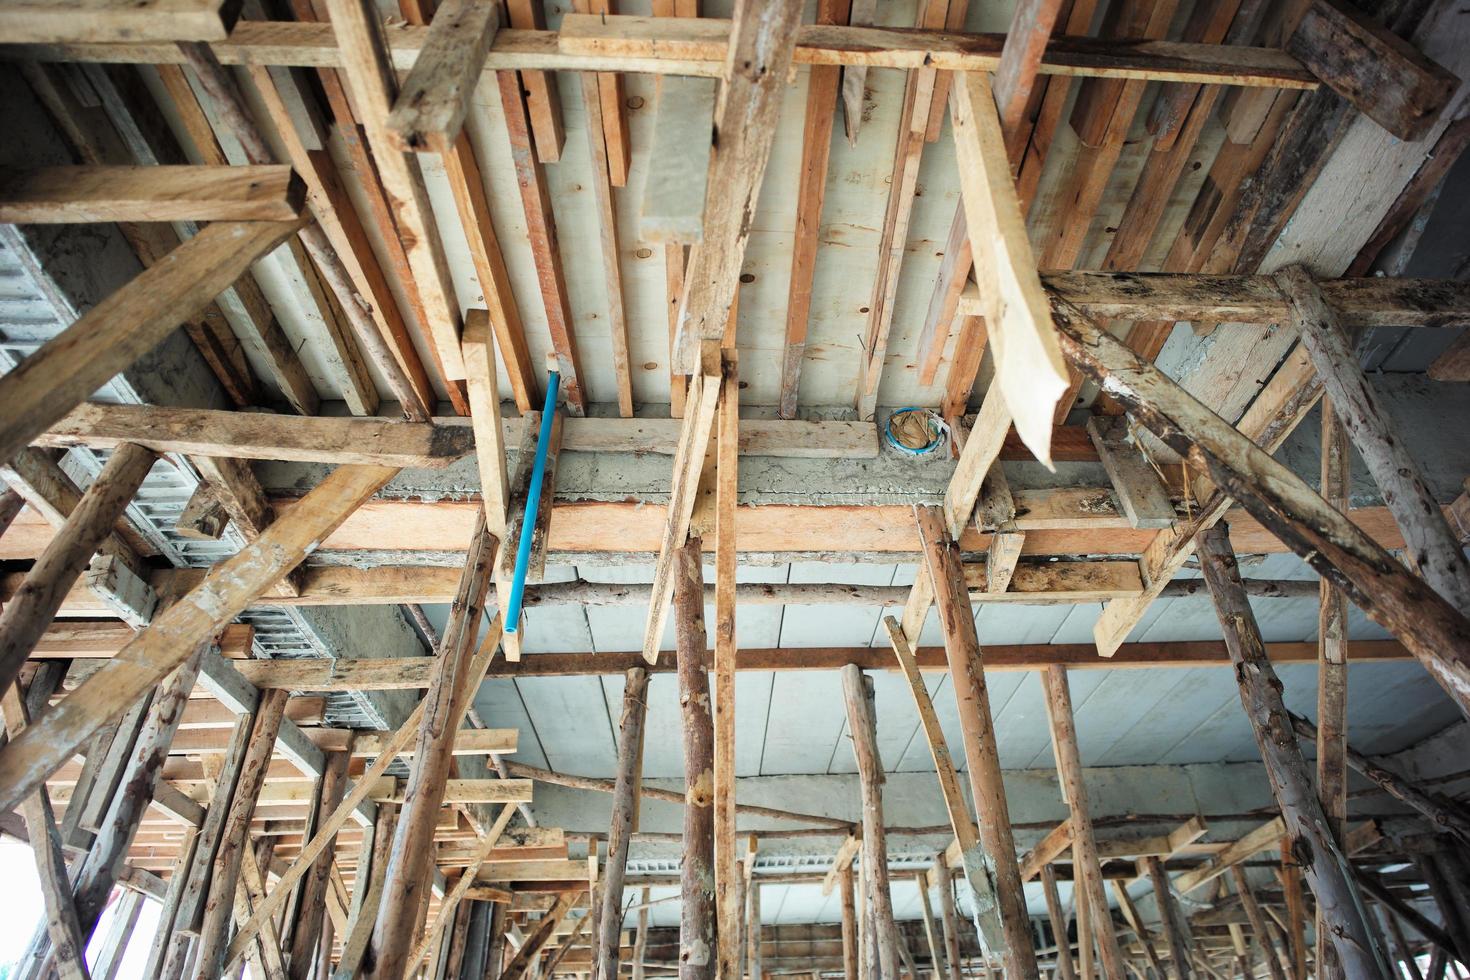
1, 0, 1469, 977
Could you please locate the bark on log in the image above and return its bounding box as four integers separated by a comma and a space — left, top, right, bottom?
1230, 866, 1288, 980
840, 865, 859, 980
1197, 525, 1389, 980
841, 664, 901, 978
287, 747, 351, 980
937, 855, 966, 980
595, 667, 650, 980
1041, 865, 1077, 980
676, 537, 716, 980
1144, 856, 1192, 980
1317, 397, 1350, 980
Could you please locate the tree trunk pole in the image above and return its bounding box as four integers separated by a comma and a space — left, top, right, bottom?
596, 667, 650, 980
840, 864, 859, 980
675, 537, 716, 980
841, 665, 902, 978
1043, 666, 1128, 980
937, 855, 966, 980
288, 748, 352, 980
1197, 525, 1389, 980
1042, 864, 1077, 980
918, 508, 1040, 980
1144, 857, 1191, 980
1318, 397, 1351, 980
748, 880, 763, 980
1231, 866, 1288, 980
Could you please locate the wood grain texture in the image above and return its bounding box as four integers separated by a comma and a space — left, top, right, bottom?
0, 164, 305, 223
385, 0, 499, 152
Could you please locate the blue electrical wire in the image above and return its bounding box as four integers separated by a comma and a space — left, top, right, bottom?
503, 364, 561, 634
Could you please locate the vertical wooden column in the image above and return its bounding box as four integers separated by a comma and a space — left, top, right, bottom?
841, 665, 902, 978
840, 865, 859, 980
1197, 525, 1389, 980
1077, 880, 1094, 980
595, 666, 650, 980
1043, 666, 1127, 980
675, 537, 716, 980
1230, 866, 1288, 980
747, 879, 763, 980
918, 871, 948, 978
365, 512, 496, 979
288, 747, 352, 980
713, 352, 740, 980
485, 901, 507, 980
917, 507, 1041, 980
1317, 398, 1350, 980
937, 855, 966, 980
194, 687, 289, 977
1144, 857, 1191, 980
1281, 850, 1307, 980
632, 886, 650, 980
1042, 865, 1077, 980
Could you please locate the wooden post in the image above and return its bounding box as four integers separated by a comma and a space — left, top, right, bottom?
500, 891, 578, 980
1144, 857, 1191, 980
1077, 877, 1094, 980
840, 865, 859, 980
1043, 666, 1127, 980
1196, 525, 1389, 980
937, 855, 966, 980
0, 442, 155, 697
918, 871, 948, 979
365, 510, 496, 979
675, 537, 716, 979
917, 507, 1041, 980
841, 664, 902, 978
195, 688, 290, 977
1111, 879, 1165, 980
1042, 865, 1077, 980
1278, 264, 1470, 616
595, 667, 650, 980
287, 748, 352, 979
631, 886, 650, 980
747, 879, 763, 980
1317, 397, 1350, 980
1282, 847, 1306, 980
714, 352, 740, 980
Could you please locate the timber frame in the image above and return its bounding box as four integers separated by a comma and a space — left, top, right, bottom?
0, 0, 1468, 978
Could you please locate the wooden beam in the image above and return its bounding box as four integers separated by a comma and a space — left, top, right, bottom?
463, 311, 510, 537
777, 0, 847, 419
0, 464, 395, 816
0, 218, 301, 467
285, 749, 351, 980
669, 0, 802, 373
502, 0, 564, 161
407, 804, 516, 974
675, 537, 716, 977
501, 891, 578, 980
992, 0, 1067, 135
1145, 857, 1193, 979
916, 507, 1040, 980
0, 164, 305, 223
595, 667, 648, 980
323, 0, 466, 380
1279, 264, 1470, 615
713, 353, 740, 980
1041, 865, 1077, 980
1317, 396, 1350, 980
1286, 0, 1457, 141
1086, 416, 1175, 530
1112, 878, 1166, 979
948, 70, 1066, 464
1043, 666, 1127, 980
385, 0, 499, 152
0, 0, 241, 42
1197, 525, 1389, 979
0, 443, 155, 698
841, 665, 901, 978
1051, 296, 1470, 713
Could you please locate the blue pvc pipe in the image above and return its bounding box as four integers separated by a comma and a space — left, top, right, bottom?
503, 366, 560, 634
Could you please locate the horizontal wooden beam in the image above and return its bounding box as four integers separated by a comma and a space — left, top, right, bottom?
0, 18, 1319, 90
0, 165, 306, 223
380, 778, 533, 805
961, 273, 1470, 327
0, 0, 242, 43
217, 640, 1412, 686
36, 405, 879, 464
31, 622, 254, 659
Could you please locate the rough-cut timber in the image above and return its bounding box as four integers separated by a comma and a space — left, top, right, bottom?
596, 667, 649, 980
0, 164, 305, 223
1197, 525, 1390, 980
675, 538, 716, 979
385, 0, 499, 153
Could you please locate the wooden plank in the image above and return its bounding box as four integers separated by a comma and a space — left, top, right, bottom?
385, 0, 500, 152
0, 165, 304, 223
0, 218, 301, 467
0, 465, 396, 817
0, 0, 240, 42
1287, 0, 1457, 141
668, 1, 803, 373
463, 311, 510, 537
993, 0, 1068, 136
949, 70, 1067, 464
5, 18, 1322, 89
1053, 297, 1470, 696
942, 385, 1013, 539
1196, 526, 1388, 979
1086, 416, 1175, 530
323, 0, 466, 380
1279, 265, 1470, 615
1043, 666, 1127, 980
495, 68, 588, 414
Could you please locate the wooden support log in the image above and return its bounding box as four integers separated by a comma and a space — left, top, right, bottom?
917, 871, 948, 979
669, 0, 802, 373
1112, 878, 1166, 980
1043, 666, 1128, 980
675, 538, 716, 979
1286, 0, 1458, 142
712, 354, 740, 980
1086, 416, 1175, 530
916, 507, 1040, 980
406, 805, 517, 975
1144, 857, 1192, 980
839, 864, 859, 980
1289, 713, 1470, 845
1316, 395, 1350, 980
333, 806, 396, 980
0, 164, 306, 223
0, 464, 396, 816
1278, 264, 1470, 616
286, 749, 351, 980
1049, 296, 1470, 716
0, 442, 155, 699
385, 0, 500, 152
1351, 864, 1459, 960
364, 514, 497, 979
0, 217, 301, 469
747, 874, 763, 980
595, 667, 649, 980
841, 664, 901, 978
501, 891, 578, 980
1196, 525, 1389, 980
1041, 865, 1077, 980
